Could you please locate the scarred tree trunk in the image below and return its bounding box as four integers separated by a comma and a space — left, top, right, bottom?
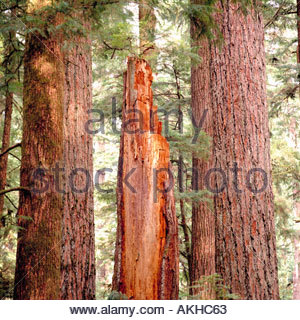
60, 8, 95, 300
14, 0, 64, 299
191, 1, 279, 299
112, 58, 179, 299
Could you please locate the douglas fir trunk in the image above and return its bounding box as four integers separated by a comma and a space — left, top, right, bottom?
60, 8, 95, 300
14, 0, 64, 299
191, 1, 279, 299
112, 58, 179, 300
14, 1, 95, 299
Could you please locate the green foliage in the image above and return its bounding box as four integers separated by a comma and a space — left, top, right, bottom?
0, 0, 24, 299
264, 0, 300, 299
0, 0, 298, 301
107, 290, 128, 300
175, 190, 211, 203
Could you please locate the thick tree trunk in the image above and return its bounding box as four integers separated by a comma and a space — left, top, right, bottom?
60, 10, 95, 300
14, 1, 95, 300
14, 1, 64, 299
191, 1, 279, 299
112, 58, 179, 299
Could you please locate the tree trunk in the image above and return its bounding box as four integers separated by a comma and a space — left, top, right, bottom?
112, 58, 179, 299
0, 93, 13, 224
60, 8, 95, 300
139, 0, 156, 58
191, 34, 216, 299
0, 9, 17, 224
191, 1, 279, 299
14, 0, 64, 299
14, 1, 95, 299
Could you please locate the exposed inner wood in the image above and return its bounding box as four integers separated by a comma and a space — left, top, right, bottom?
113, 57, 179, 300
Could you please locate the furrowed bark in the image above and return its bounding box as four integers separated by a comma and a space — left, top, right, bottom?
191, 1, 279, 299
14, 0, 64, 300
191, 35, 216, 300
112, 58, 179, 300
60, 7, 95, 300
14, 1, 95, 300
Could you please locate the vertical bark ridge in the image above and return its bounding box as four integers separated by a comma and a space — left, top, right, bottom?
61, 11, 95, 300
14, 1, 95, 299
14, 2, 64, 299
191, 1, 279, 299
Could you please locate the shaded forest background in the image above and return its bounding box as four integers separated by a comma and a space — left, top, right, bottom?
0, 0, 299, 299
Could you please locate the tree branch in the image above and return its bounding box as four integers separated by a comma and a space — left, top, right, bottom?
0, 143, 21, 158
4, 194, 18, 210
0, 187, 30, 196
264, 4, 285, 29
8, 152, 21, 162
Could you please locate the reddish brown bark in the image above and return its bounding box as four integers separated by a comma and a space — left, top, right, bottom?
0, 10, 17, 224
14, 1, 95, 300
191, 1, 279, 299
14, 1, 64, 299
112, 58, 179, 299
60, 9, 95, 300
0, 93, 13, 223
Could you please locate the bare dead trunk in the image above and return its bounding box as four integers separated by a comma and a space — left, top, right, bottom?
191, 1, 279, 299
112, 58, 179, 299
